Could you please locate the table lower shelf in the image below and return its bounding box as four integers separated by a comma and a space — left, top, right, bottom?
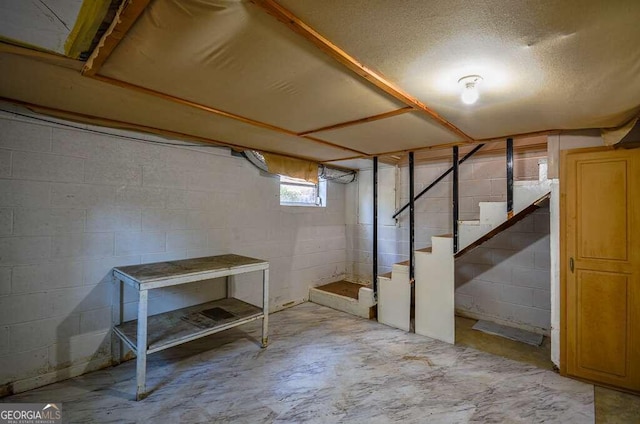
114, 297, 263, 354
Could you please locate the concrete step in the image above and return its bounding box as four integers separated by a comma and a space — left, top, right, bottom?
378, 266, 411, 332
459, 220, 493, 250
480, 202, 507, 226
431, 234, 453, 253
514, 180, 551, 212
392, 260, 410, 274
309, 281, 376, 319
415, 231, 455, 344
459, 219, 480, 226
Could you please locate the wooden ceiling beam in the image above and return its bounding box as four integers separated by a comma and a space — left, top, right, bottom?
87, 74, 368, 155
387, 138, 548, 166
321, 136, 549, 166
250, 0, 475, 143
297, 107, 413, 136
82, 0, 152, 76
0, 41, 83, 70
0, 96, 357, 164
3, 42, 370, 157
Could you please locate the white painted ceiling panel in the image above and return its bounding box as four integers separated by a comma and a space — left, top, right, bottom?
0, 52, 355, 161
312, 112, 461, 155
0, 0, 83, 53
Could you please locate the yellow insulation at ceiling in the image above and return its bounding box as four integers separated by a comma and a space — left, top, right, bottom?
64, 0, 112, 59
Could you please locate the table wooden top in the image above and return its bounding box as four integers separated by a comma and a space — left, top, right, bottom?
113, 254, 268, 283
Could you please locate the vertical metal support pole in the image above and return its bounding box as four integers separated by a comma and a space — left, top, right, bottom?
262, 268, 269, 348
226, 275, 232, 299
453, 146, 459, 254
136, 289, 148, 401
373, 156, 378, 295
409, 152, 415, 281
111, 274, 123, 365
506, 137, 514, 218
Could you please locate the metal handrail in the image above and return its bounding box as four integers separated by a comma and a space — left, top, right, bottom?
392, 143, 485, 219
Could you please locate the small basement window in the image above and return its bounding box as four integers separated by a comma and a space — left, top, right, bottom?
280, 176, 326, 207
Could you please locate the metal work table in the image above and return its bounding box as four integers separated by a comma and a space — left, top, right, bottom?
112, 254, 269, 400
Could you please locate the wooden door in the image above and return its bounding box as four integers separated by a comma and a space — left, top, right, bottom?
561, 147, 640, 392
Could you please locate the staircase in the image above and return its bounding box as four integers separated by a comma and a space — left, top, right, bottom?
378, 179, 551, 343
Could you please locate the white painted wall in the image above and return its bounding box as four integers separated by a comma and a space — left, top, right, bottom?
455, 207, 551, 334
346, 164, 397, 282
548, 131, 605, 366
0, 108, 347, 393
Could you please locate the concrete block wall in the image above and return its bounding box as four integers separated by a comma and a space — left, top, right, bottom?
0, 109, 347, 393
454, 207, 551, 333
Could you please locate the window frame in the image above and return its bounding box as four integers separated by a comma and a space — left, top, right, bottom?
279, 175, 327, 207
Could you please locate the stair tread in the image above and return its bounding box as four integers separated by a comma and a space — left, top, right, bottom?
313, 280, 370, 300
396, 260, 410, 266
416, 246, 432, 253
379, 271, 392, 279
433, 233, 453, 238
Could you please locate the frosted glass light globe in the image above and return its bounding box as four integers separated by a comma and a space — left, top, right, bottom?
458, 75, 483, 105
461, 85, 479, 104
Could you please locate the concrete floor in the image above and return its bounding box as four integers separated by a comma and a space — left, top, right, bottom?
455, 316, 640, 423
2, 303, 595, 423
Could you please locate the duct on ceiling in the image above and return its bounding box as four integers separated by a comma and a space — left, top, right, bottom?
243, 151, 356, 184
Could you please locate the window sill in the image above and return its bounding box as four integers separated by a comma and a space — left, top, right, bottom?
280, 202, 325, 208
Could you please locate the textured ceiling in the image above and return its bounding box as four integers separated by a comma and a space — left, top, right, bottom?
1, 0, 639, 163
278, 0, 640, 139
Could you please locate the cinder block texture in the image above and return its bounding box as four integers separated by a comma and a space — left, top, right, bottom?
455, 207, 551, 332
0, 112, 347, 389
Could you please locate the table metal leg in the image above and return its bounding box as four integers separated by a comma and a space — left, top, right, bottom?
111, 275, 123, 365
262, 268, 269, 348
136, 290, 149, 401
226, 275, 233, 299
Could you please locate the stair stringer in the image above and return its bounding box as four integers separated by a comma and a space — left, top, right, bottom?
377, 264, 411, 331
459, 180, 552, 251
415, 235, 455, 344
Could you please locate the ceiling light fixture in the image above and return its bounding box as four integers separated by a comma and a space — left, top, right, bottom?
458, 75, 483, 105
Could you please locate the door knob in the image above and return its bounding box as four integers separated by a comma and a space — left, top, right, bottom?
570, 257, 574, 273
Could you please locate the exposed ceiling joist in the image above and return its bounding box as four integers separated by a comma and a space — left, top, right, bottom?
0, 41, 81, 69
249, 0, 474, 143
82, 0, 152, 76
0, 96, 340, 164
298, 107, 413, 136
384, 137, 548, 166
89, 73, 369, 156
